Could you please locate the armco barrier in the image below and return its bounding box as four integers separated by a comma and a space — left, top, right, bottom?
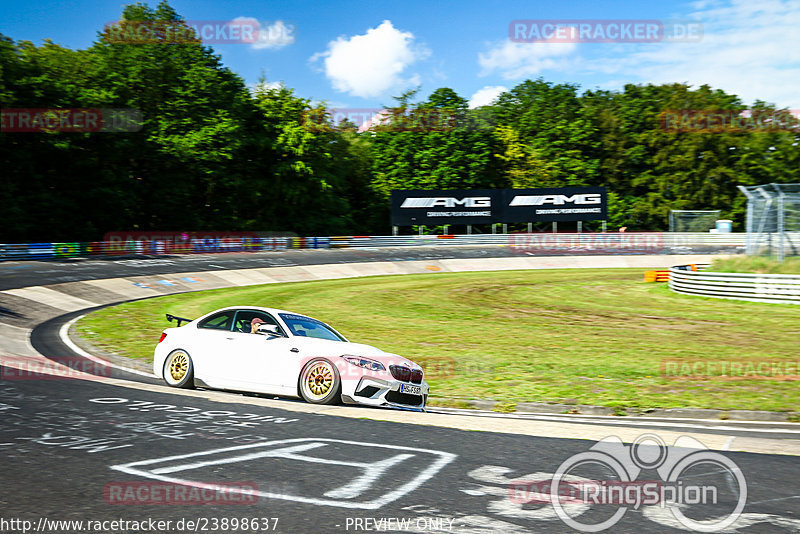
338, 232, 745, 251
669, 265, 800, 304
0, 232, 746, 262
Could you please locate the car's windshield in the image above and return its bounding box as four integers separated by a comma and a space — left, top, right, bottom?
279, 313, 345, 342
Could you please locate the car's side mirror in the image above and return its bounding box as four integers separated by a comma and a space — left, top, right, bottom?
257, 324, 285, 337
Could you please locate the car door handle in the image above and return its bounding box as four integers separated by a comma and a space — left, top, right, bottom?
226, 337, 234, 340
290, 348, 299, 353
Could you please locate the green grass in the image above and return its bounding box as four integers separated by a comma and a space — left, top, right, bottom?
710, 255, 800, 274
75, 269, 800, 412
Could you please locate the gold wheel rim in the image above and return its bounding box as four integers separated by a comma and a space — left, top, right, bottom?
305, 362, 334, 398
169, 352, 188, 381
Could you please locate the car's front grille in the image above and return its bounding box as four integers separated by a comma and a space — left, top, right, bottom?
389, 365, 410, 382
386, 390, 423, 406
390, 365, 423, 384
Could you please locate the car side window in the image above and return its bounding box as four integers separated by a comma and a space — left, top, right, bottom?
233, 310, 282, 334
279, 313, 345, 341
197, 311, 235, 331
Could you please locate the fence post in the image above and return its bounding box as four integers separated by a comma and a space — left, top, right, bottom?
778, 190, 785, 262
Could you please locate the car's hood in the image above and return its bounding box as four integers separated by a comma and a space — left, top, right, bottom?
292, 337, 421, 370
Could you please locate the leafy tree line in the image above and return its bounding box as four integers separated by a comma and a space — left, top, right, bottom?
1, 1, 797, 241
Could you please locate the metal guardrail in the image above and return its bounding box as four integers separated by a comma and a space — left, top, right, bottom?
345, 233, 747, 249
669, 265, 800, 304
0, 232, 746, 262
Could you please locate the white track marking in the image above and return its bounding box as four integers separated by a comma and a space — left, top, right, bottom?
325, 453, 416, 499
747, 495, 800, 506
111, 438, 456, 510
642, 504, 800, 531
431, 407, 798, 426
427, 409, 800, 435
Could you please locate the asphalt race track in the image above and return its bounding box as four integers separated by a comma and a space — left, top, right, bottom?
3, 373, 800, 534
2, 249, 800, 533
0, 247, 515, 291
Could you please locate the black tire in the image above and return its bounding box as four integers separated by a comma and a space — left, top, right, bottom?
163, 349, 195, 389
298, 358, 341, 405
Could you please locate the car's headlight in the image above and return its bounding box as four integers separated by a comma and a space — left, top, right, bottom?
342, 355, 385, 371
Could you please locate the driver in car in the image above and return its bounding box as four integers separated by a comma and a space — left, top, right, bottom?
250, 317, 266, 334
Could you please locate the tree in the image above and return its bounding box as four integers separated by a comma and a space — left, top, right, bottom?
493, 78, 600, 188
91, 0, 253, 231
369, 88, 501, 207
248, 83, 355, 234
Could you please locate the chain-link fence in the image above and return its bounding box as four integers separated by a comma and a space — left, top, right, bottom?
738, 183, 800, 261
668, 210, 721, 232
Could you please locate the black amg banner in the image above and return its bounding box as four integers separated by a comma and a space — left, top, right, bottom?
391, 187, 607, 225
390, 189, 501, 226
501, 187, 607, 223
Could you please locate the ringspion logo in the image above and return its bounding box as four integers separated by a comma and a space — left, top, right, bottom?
538, 434, 746, 531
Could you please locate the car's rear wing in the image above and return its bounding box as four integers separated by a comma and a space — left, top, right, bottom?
165, 313, 192, 326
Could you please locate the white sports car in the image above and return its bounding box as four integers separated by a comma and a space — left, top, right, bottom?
153, 306, 428, 409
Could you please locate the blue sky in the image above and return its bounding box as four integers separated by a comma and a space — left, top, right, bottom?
2, 0, 798, 109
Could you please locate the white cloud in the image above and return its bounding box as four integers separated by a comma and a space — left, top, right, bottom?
480, 1, 799, 108
310, 20, 429, 99
610, 0, 800, 107
476, 1, 799, 107
478, 40, 578, 79
252, 20, 295, 50
468, 85, 508, 108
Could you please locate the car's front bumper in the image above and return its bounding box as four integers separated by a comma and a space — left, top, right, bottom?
341, 376, 428, 410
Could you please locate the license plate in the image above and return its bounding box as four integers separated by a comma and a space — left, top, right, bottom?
400, 383, 422, 395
